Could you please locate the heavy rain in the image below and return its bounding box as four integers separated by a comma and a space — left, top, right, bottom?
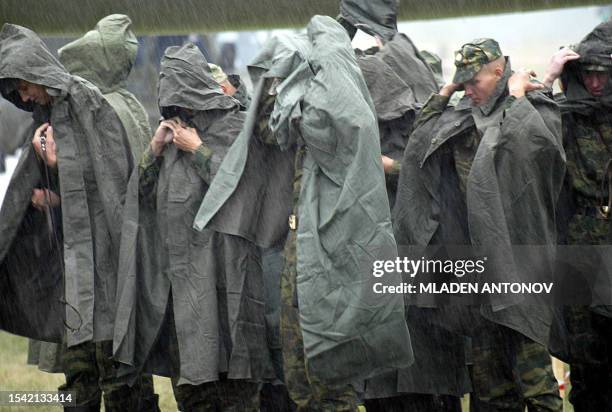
0, 1, 611, 411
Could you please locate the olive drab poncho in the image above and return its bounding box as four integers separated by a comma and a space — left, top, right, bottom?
356, 31, 440, 208
113, 43, 270, 386
58, 14, 152, 159
338, 0, 398, 42
194, 16, 414, 385
27, 14, 153, 372
0, 24, 134, 346
393, 60, 566, 346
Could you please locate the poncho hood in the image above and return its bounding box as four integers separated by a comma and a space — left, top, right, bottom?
0, 24, 72, 112
158, 43, 237, 113
58, 14, 138, 94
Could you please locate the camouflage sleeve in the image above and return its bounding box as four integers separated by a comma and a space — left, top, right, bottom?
191, 143, 214, 184
386, 159, 401, 175
502, 95, 517, 111
254, 92, 278, 145
413, 93, 450, 129
138, 146, 162, 202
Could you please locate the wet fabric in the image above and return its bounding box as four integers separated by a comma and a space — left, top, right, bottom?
0, 97, 32, 154
549, 21, 612, 411
28, 12, 154, 376
393, 58, 565, 346
356, 32, 439, 207
0, 24, 134, 346
356, 28, 469, 401
113, 43, 269, 386
58, 14, 151, 159
194, 16, 413, 385
338, 0, 398, 41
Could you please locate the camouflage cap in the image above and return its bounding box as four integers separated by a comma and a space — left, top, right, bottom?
452, 38, 503, 84
580, 63, 609, 72
208, 63, 228, 84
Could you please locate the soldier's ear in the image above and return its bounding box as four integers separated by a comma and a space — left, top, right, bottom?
495, 66, 504, 79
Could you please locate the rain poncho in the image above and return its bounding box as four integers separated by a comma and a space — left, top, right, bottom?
194, 16, 413, 385
349, 3, 470, 398
28, 14, 152, 373
0, 97, 32, 154
113, 43, 270, 386
338, 0, 398, 42
356, 31, 440, 207
58, 14, 151, 159
393, 59, 565, 346
0, 24, 134, 346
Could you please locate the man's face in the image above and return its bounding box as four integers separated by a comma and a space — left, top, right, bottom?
581, 70, 610, 97
17, 80, 51, 105
463, 67, 500, 106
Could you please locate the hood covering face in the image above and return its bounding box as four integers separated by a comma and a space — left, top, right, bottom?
158, 43, 238, 113
58, 14, 137, 94
0, 24, 72, 111
339, 0, 398, 42
0, 24, 135, 346
194, 15, 413, 385
560, 21, 612, 114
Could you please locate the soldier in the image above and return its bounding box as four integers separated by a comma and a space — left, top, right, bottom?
339, 2, 469, 410
393, 38, 565, 411
25, 14, 160, 411
542, 21, 612, 411
0, 23, 142, 411
194, 15, 414, 411
208, 63, 251, 111
113, 43, 267, 411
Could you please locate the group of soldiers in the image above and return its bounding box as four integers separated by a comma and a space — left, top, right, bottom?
0, 0, 610, 411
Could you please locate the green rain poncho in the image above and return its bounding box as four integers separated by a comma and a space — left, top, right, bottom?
0, 24, 134, 347
194, 16, 413, 385
27, 14, 153, 372
58, 14, 151, 159
113, 43, 270, 385
393, 60, 566, 346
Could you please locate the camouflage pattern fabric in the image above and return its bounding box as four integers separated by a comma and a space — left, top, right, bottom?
560, 76, 612, 411
60, 340, 158, 410
452, 38, 503, 84
280, 146, 358, 411
469, 325, 562, 412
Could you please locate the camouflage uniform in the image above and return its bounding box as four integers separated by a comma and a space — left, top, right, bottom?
257, 83, 358, 411
560, 74, 612, 412
449, 39, 561, 412
60, 342, 157, 411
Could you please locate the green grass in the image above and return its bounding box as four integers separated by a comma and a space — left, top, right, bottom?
0, 332, 176, 411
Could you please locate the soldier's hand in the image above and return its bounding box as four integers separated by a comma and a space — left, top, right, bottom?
151, 120, 175, 156
509, 69, 543, 98
440, 82, 461, 97
31, 188, 60, 211
381, 155, 396, 174
543, 48, 580, 88
172, 124, 202, 153
32, 123, 57, 168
